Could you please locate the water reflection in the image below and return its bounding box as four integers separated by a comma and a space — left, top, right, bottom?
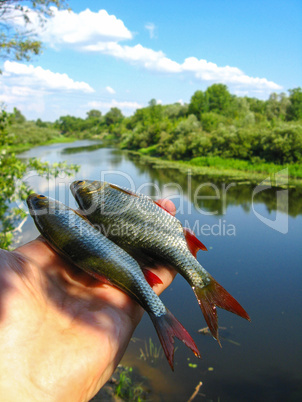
61, 143, 104, 154
125, 153, 302, 217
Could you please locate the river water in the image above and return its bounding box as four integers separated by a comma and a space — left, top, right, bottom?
18, 140, 302, 401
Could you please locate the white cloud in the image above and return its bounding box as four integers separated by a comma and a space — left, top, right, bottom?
0, 84, 45, 114
84, 42, 281, 93
3, 5, 283, 114
85, 42, 182, 73
9, 6, 282, 94
106, 86, 116, 94
88, 99, 143, 115
145, 22, 156, 39
2, 61, 94, 93
0, 61, 94, 117
181, 57, 282, 90
9, 7, 132, 46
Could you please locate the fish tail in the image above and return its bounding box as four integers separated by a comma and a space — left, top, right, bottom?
193, 276, 250, 344
150, 309, 201, 370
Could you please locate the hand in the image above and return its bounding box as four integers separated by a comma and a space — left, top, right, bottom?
0, 199, 177, 402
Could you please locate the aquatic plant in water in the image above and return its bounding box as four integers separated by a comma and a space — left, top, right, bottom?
139, 337, 165, 366
115, 366, 147, 401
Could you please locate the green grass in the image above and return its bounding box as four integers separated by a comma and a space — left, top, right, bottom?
3, 136, 77, 154
137, 147, 302, 181
189, 156, 302, 179
43, 136, 77, 145
3, 120, 79, 154
139, 144, 159, 156
130, 152, 302, 187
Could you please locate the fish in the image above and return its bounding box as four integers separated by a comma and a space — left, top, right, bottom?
70, 180, 250, 343
26, 193, 200, 369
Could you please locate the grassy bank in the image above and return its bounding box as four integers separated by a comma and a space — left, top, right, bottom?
5, 136, 77, 154
134, 151, 302, 187
1, 118, 80, 154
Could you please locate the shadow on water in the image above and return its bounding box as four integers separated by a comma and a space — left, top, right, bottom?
61, 143, 105, 154
124, 153, 302, 217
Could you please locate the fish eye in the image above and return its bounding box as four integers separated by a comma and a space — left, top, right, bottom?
77, 180, 85, 185
37, 194, 46, 199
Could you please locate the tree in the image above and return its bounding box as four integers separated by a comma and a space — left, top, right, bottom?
86, 109, 102, 119
205, 84, 232, 114
245, 96, 266, 114
163, 103, 188, 119
12, 106, 26, 123
0, 108, 78, 248
148, 98, 157, 107
0, 0, 68, 62
36, 117, 47, 127
104, 107, 124, 126
266, 92, 290, 121
286, 87, 302, 121
148, 99, 163, 124
188, 90, 208, 117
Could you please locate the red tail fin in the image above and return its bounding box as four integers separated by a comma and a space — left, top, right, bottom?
150, 309, 200, 370
143, 268, 163, 287
193, 276, 250, 344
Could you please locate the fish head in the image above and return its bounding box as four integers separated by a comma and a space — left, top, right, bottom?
70, 180, 108, 214
27, 193, 51, 215
27, 193, 68, 217
71, 180, 139, 217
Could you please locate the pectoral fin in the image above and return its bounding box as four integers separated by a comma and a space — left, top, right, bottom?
183, 227, 207, 257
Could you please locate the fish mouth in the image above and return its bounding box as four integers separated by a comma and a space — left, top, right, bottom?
70, 180, 92, 211
70, 180, 92, 196
71, 180, 107, 198
27, 192, 39, 202
70, 182, 77, 197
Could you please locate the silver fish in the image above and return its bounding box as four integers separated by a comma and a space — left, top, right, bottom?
27, 193, 200, 369
71, 180, 250, 343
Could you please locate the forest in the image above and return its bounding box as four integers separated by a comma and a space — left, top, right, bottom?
3, 84, 302, 175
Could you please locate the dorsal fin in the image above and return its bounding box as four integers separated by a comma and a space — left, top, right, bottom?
109, 183, 138, 197
143, 268, 163, 287
183, 227, 207, 257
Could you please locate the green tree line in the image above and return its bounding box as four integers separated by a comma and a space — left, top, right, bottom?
53, 84, 302, 166
118, 85, 302, 165
4, 85, 302, 167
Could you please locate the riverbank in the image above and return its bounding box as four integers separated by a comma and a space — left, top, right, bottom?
129, 151, 302, 188
5, 133, 302, 188
3, 136, 78, 154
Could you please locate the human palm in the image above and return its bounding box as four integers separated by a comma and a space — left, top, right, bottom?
0, 200, 176, 402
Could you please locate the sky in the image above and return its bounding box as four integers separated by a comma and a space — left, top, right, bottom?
0, 0, 301, 121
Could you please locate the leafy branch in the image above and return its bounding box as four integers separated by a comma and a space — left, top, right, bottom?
0, 107, 78, 249
0, 0, 69, 62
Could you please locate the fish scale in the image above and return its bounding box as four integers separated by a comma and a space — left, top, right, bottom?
71, 180, 250, 343
27, 193, 200, 370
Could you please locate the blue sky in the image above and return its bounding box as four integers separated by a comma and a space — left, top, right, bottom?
0, 0, 301, 121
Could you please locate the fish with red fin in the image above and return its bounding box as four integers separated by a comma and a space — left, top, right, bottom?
71, 180, 250, 343
26, 193, 200, 370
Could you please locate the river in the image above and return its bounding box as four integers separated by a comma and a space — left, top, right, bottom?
18, 140, 302, 401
